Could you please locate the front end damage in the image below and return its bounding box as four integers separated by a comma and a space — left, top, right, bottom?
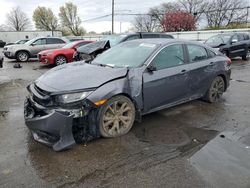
24, 84, 100, 151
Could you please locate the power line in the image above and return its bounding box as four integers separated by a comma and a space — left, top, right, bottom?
82, 14, 112, 22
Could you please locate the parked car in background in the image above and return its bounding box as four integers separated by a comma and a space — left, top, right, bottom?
3, 37, 69, 62
38, 40, 93, 66
0, 40, 6, 47
204, 33, 250, 60
101, 32, 174, 47
73, 40, 110, 62
24, 39, 231, 151
74, 32, 174, 61
5, 39, 29, 46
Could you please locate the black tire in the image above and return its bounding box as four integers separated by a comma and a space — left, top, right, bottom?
98, 95, 135, 138
242, 49, 250, 61
204, 76, 225, 103
55, 55, 67, 66
16, 51, 29, 62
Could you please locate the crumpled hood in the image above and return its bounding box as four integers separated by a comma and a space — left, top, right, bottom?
77, 40, 110, 55
35, 62, 128, 93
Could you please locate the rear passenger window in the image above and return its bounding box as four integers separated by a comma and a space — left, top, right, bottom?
187, 44, 208, 62
238, 34, 245, 41
152, 44, 184, 70
244, 34, 250, 40
46, 38, 65, 44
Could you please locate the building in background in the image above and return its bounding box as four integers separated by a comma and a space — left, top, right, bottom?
0, 31, 62, 43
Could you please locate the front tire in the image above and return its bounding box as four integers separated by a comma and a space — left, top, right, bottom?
98, 95, 135, 138
204, 76, 225, 103
16, 51, 29, 62
55, 55, 67, 66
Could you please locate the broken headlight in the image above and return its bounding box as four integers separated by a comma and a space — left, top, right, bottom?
57, 91, 93, 104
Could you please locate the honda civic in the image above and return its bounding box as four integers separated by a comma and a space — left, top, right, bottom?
24, 39, 231, 151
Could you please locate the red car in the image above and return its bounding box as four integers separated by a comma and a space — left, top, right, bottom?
38, 40, 93, 66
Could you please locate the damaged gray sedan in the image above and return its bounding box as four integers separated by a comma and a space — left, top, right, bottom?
24, 39, 231, 151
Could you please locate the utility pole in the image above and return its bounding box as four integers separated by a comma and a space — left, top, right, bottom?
112, 0, 114, 34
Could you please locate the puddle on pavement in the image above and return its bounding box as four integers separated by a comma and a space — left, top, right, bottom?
190, 131, 250, 188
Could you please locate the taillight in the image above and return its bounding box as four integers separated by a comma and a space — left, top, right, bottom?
226, 58, 232, 65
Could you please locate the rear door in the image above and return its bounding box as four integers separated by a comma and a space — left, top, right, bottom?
143, 43, 190, 113
185, 44, 218, 97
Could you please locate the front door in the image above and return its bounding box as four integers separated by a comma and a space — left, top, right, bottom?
30, 38, 46, 57
143, 44, 190, 113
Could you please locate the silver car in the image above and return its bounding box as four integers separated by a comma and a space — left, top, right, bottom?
3, 37, 69, 62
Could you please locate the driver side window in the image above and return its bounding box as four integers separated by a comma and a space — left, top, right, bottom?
32, 39, 46, 45
152, 44, 184, 70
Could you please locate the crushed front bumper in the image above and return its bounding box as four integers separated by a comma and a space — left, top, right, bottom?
24, 98, 76, 151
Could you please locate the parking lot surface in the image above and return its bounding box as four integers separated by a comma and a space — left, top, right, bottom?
1, 57, 250, 188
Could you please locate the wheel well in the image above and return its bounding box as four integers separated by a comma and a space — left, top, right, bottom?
15, 50, 30, 58
217, 74, 227, 91
112, 93, 139, 110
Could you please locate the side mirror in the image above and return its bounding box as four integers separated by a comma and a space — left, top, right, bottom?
147, 64, 156, 72
30, 43, 35, 46
231, 39, 238, 44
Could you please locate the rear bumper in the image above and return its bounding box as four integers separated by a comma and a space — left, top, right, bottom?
24, 98, 76, 151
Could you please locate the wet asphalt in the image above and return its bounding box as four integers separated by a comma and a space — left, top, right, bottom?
0, 57, 250, 188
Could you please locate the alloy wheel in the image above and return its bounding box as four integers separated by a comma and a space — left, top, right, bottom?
102, 99, 134, 137
18, 52, 28, 62
210, 77, 225, 102
55, 56, 67, 66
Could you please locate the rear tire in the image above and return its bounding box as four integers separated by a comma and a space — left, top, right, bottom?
98, 95, 135, 138
16, 51, 29, 62
204, 76, 225, 103
55, 55, 67, 66
242, 49, 250, 61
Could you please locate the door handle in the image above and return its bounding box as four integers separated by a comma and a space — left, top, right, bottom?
179, 69, 188, 74
209, 62, 214, 66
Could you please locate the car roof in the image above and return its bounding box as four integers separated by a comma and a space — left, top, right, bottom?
124, 38, 217, 52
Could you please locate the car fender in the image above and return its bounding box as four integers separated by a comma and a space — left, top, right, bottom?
87, 69, 144, 111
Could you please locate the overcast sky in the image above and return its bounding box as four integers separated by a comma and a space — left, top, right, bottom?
0, 0, 171, 33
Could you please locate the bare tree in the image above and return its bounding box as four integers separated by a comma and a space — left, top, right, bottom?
178, 0, 208, 20
59, 2, 85, 36
133, 2, 181, 32
133, 14, 158, 32
205, 0, 249, 28
6, 7, 30, 31
149, 2, 181, 28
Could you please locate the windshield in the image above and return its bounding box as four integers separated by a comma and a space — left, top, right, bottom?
92, 41, 159, 68
62, 41, 79, 49
101, 35, 127, 46
205, 35, 231, 46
